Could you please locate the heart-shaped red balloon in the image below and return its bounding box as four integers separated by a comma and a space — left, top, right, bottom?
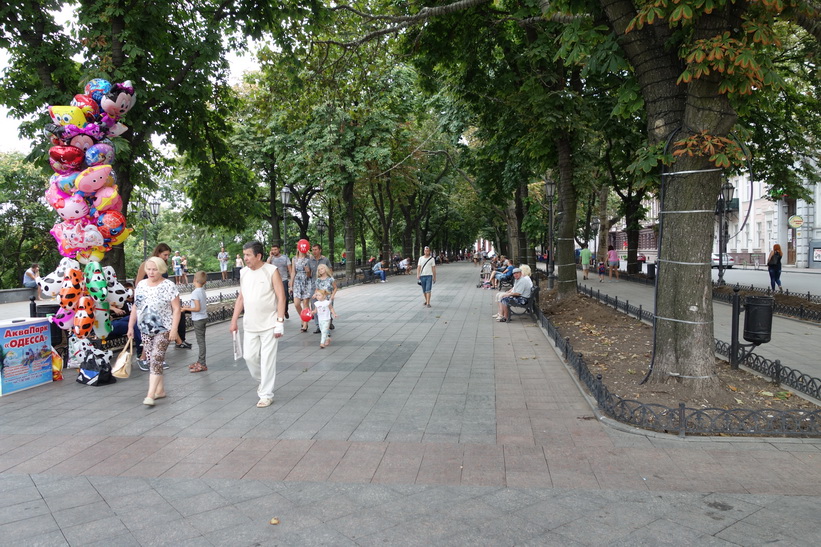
49, 145, 85, 172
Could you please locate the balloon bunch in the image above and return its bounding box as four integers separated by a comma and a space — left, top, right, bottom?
37, 78, 137, 347
43, 78, 137, 263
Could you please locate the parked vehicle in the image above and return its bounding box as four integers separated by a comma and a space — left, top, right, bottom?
711, 253, 734, 268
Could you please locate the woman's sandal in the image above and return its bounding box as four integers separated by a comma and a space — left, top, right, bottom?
189, 362, 207, 373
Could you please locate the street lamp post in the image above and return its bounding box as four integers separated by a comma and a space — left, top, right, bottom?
591, 216, 600, 260
717, 181, 735, 285
316, 218, 327, 249
140, 200, 160, 262
544, 177, 557, 289
280, 186, 291, 251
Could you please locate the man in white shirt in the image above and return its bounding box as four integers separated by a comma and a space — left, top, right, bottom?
217, 247, 229, 281
494, 267, 533, 323
230, 241, 286, 408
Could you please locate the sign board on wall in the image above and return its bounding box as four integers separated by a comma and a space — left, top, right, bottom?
0, 318, 53, 396
788, 215, 804, 229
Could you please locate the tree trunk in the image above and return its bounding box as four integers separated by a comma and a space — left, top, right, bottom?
343, 181, 356, 279
555, 136, 577, 299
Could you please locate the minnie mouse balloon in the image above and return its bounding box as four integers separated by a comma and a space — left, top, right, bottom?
100, 81, 136, 121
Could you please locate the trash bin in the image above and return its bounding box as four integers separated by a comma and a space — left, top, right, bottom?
646, 263, 655, 280
744, 296, 774, 344
32, 303, 64, 347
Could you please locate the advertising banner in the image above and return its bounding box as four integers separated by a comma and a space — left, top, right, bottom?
0, 318, 54, 396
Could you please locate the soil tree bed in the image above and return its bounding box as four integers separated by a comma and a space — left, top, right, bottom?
541, 291, 820, 414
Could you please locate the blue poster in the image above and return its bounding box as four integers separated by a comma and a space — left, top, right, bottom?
0, 318, 53, 396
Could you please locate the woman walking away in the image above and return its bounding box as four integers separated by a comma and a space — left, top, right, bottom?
767, 243, 783, 291
291, 247, 313, 332
606, 245, 620, 281
129, 257, 181, 406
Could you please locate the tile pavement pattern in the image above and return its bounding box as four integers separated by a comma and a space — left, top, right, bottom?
1, 263, 819, 545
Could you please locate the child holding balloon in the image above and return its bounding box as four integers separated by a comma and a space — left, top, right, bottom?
311, 289, 338, 348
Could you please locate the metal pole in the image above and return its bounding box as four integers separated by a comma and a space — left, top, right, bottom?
548, 201, 555, 289
730, 285, 740, 369
142, 210, 148, 263
717, 197, 725, 285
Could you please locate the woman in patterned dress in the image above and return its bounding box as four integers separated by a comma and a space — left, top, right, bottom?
128, 256, 181, 406
290, 249, 313, 332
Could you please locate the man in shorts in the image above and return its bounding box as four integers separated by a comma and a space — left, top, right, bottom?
218, 246, 229, 281
579, 243, 592, 280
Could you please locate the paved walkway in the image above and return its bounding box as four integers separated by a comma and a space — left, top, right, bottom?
0, 263, 819, 545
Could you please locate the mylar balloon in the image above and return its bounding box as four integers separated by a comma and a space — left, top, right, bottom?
48, 145, 84, 174
97, 210, 125, 238
55, 194, 89, 221
84, 143, 115, 166
91, 186, 119, 214
92, 302, 112, 339
50, 306, 76, 331
71, 94, 100, 121
84, 78, 111, 105
59, 269, 84, 310
48, 105, 87, 127
75, 246, 105, 264
100, 81, 136, 121
75, 164, 113, 195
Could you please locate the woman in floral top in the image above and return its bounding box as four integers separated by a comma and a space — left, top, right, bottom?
290, 249, 313, 332
128, 256, 181, 406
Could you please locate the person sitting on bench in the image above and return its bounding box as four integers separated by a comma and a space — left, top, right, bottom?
491, 259, 514, 289
493, 266, 533, 322
372, 260, 387, 282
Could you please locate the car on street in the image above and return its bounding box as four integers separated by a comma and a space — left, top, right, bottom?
711, 253, 734, 268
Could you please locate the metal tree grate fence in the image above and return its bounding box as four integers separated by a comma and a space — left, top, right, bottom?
538, 294, 821, 437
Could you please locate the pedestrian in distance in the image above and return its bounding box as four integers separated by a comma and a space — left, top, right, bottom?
181, 271, 209, 372
291, 247, 313, 332
767, 243, 783, 292
311, 288, 338, 348
579, 244, 592, 280
217, 246, 230, 281
268, 244, 292, 319
417, 245, 436, 308
230, 241, 286, 409
171, 251, 184, 284
606, 245, 620, 281
128, 257, 181, 406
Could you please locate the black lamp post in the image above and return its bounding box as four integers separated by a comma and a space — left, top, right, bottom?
140, 200, 160, 262
316, 218, 327, 249
544, 177, 557, 289
717, 181, 735, 285
280, 186, 291, 250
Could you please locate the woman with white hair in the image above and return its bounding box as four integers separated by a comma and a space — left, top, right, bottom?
128, 256, 181, 406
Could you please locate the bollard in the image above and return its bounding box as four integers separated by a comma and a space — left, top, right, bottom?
730, 286, 741, 369
678, 402, 687, 438
29, 296, 37, 318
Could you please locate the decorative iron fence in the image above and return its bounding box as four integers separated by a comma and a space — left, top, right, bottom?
543, 288, 821, 437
